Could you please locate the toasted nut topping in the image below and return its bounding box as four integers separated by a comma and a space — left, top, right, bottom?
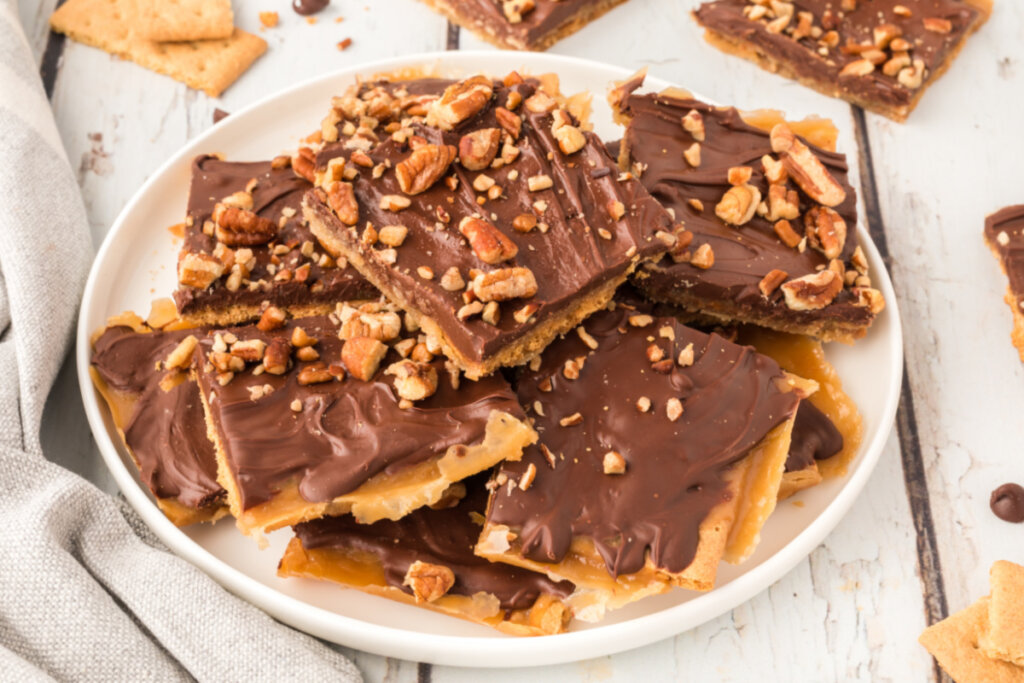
646, 343, 665, 363
327, 182, 359, 226
262, 338, 291, 375
230, 339, 267, 362
518, 462, 537, 490
659, 325, 675, 341
211, 204, 277, 247
769, 124, 846, 207
524, 91, 557, 113
495, 107, 522, 139
577, 326, 598, 350
165, 335, 198, 370
403, 561, 456, 603
715, 185, 761, 226
683, 143, 701, 167
257, 306, 286, 331
459, 217, 519, 264
472, 174, 496, 192
440, 267, 465, 291
762, 155, 788, 184
513, 303, 539, 324
426, 76, 493, 131
457, 301, 484, 321
563, 358, 581, 380
503, 0, 535, 22
923, 17, 952, 33
804, 206, 847, 259
681, 109, 705, 141
628, 314, 653, 327
341, 336, 388, 381
386, 360, 439, 401
296, 347, 320, 362
298, 363, 334, 385
727, 166, 753, 186
396, 144, 457, 195
666, 398, 684, 422
481, 301, 501, 325
840, 58, 876, 78
339, 307, 402, 341
417, 266, 434, 280
853, 286, 886, 314
851, 245, 869, 274
291, 327, 317, 348
780, 270, 843, 310
178, 252, 225, 289
290, 398, 303, 412
690, 243, 715, 269
897, 58, 926, 90
380, 194, 412, 211
472, 267, 538, 302
209, 351, 244, 373
603, 451, 626, 475
774, 219, 803, 248
528, 174, 553, 192
551, 117, 586, 155
883, 52, 913, 77
559, 412, 584, 427
677, 342, 694, 367
636, 396, 652, 412
512, 213, 538, 233
759, 269, 789, 296
459, 128, 502, 171
651, 359, 674, 374
607, 200, 626, 221
378, 225, 409, 247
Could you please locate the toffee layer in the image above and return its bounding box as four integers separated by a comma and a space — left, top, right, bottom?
485, 306, 800, 578
303, 75, 673, 377
694, 0, 989, 120
617, 82, 882, 341
175, 156, 376, 322
91, 324, 225, 514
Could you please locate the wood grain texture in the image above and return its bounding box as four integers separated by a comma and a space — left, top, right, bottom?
29, 0, 1020, 678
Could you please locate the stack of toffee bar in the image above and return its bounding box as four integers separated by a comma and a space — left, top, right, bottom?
90, 70, 883, 635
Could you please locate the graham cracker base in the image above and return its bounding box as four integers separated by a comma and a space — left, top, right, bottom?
980, 561, 1024, 667
176, 300, 374, 329
278, 539, 571, 636
920, 598, 1024, 683
417, 0, 630, 51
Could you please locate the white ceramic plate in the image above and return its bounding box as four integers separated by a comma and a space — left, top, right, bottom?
76, 51, 903, 668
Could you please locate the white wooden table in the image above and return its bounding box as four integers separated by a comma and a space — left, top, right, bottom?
19, 0, 1024, 679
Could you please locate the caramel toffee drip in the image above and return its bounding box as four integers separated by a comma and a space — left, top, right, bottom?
448, 0, 610, 46
621, 88, 871, 328
294, 479, 574, 611
985, 205, 1024, 307
195, 316, 525, 509
694, 0, 981, 109
309, 78, 672, 365
175, 156, 376, 315
785, 400, 843, 473
486, 308, 799, 577
91, 326, 223, 508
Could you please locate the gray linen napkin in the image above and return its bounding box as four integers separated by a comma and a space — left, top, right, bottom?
0, 3, 362, 680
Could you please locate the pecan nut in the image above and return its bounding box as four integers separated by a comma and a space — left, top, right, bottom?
339, 304, 402, 341
495, 107, 522, 140
396, 143, 457, 195
459, 128, 502, 171
780, 270, 843, 310
212, 204, 277, 247
341, 336, 388, 381
178, 251, 224, 289
459, 216, 519, 264
471, 267, 538, 302
426, 76, 493, 131
715, 184, 761, 226
804, 206, 847, 259
263, 338, 291, 375
386, 359, 439, 401
403, 560, 455, 603
769, 124, 846, 208
327, 181, 359, 226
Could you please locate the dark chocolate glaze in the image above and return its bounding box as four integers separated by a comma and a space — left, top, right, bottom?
985, 205, 1024, 310
174, 156, 376, 318
785, 400, 843, 473
486, 307, 799, 576
294, 477, 574, 611
292, 0, 329, 16
309, 78, 673, 366
619, 86, 872, 330
446, 0, 613, 48
91, 326, 223, 508
990, 483, 1024, 524
195, 316, 526, 510
694, 0, 982, 109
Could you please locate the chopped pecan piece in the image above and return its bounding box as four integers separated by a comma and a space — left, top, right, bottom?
262, 338, 291, 375
459, 128, 502, 171
327, 182, 359, 226
766, 183, 800, 222
759, 269, 788, 296
774, 219, 803, 248
377, 225, 408, 247
495, 107, 522, 140
339, 306, 402, 341
459, 216, 518, 264
426, 76, 493, 131
211, 204, 277, 247
853, 286, 886, 314
164, 335, 198, 370
502, 0, 535, 23
715, 185, 761, 226
512, 213, 538, 233
341, 336, 387, 381
178, 251, 225, 289
257, 306, 286, 331
230, 339, 267, 362
396, 144, 457, 195
440, 267, 465, 291
386, 359, 439, 401
603, 451, 626, 475
471, 267, 538, 302
681, 109, 705, 141
298, 363, 334, 386
804, 206, 847, 259
769, 124, 846, 208
780, 270, 843, 310
403, 561, 455, 603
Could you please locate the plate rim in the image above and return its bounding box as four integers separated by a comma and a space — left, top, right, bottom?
75, 49, 904, 668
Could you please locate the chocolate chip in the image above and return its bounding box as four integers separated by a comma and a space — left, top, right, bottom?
990, 483, 1024, 523
590, 167, 611, 179
292, 0, 329, 15
213, 108, 230, 124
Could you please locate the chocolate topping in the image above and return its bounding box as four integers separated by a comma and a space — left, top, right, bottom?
212, 108, 230, 124
292, 0, 329, 16
785, 400, 843, 473
91, 326, 223, 508
195, 315, 525, 509
307, 77, 673, 367
694, 0, 982, 109
486, 307, 799, 576
985, 205, 1024, 309
990, 483, 1024, 524
174, 156, 376, 318
619, 86, 873, 331
442, 0, 610, 49
294, 478, 574, 611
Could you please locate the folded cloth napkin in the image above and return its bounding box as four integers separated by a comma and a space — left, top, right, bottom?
0, 3, 362, 680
